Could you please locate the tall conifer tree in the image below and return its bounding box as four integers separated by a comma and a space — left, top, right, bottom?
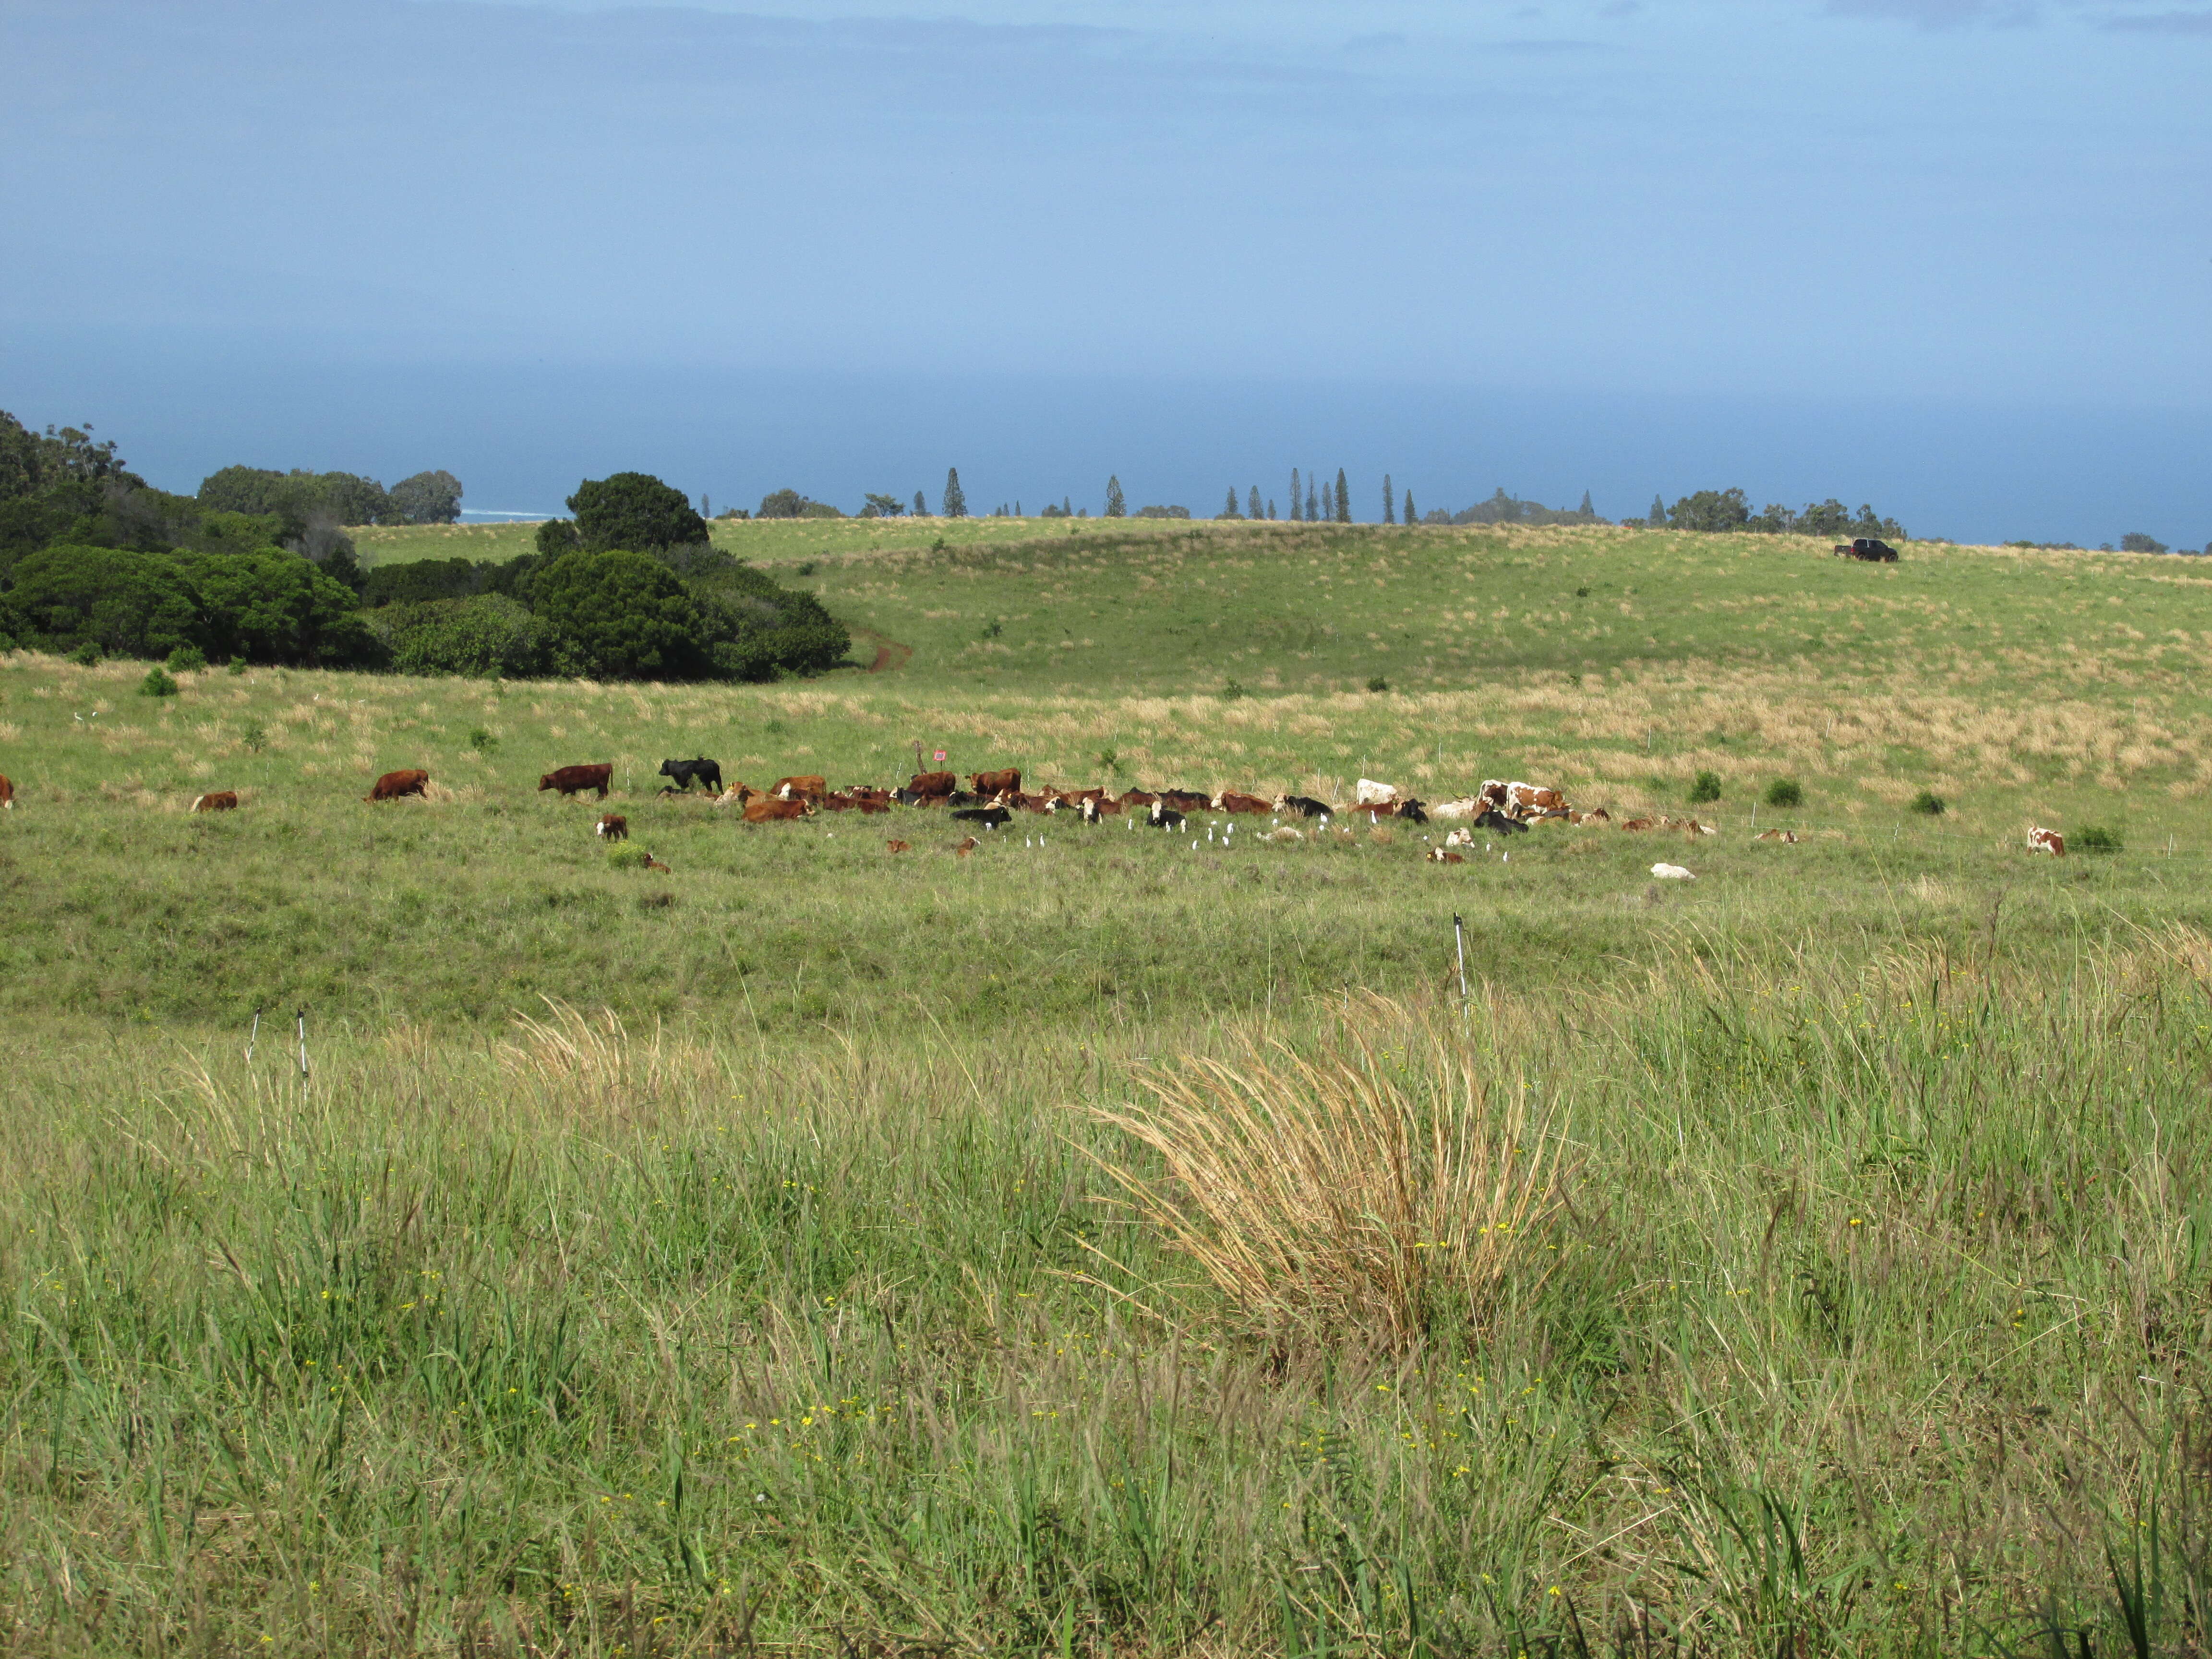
913, 490, 926, 516
1383, 473, 1395, 524
1105, 475, 1127, 517
1289, 468, 1301, 522
1648, 493, 1667, 526
1334, 469, 1350, 523
1404, 488, 1416, 525
1248, 486, 1262, 519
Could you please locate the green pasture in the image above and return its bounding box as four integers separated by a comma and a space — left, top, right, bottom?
7, 525, 2212, 1655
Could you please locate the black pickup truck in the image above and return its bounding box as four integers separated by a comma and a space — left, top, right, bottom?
1833, 538, 1899, 562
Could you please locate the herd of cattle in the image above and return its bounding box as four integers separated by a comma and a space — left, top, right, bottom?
0, 762, 2077, 858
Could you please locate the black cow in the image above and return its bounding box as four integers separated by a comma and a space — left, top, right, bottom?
659, 757, 723, 793
952, 805, 1012, 828
1275, 794, 1333, 819
1148, 802, 1187, 831
1470, 807, 1528, 835
1395, 798, 1429, 825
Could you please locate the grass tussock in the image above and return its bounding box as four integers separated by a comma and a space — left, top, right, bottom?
1092, 995, 1562, 1346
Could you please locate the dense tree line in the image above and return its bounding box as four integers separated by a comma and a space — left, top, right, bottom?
198, 464, 462, 528
0, 419, 847, 682
1635, 488, 1906, 541
382, 472, 849, 681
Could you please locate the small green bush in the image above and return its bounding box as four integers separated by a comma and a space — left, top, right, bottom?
469, 726, 500, 753
139, 667, 179, 698
1366, 675, 1390, 693
165, 644, 208, 673
2075, 825, 2122, 854
1910, 789, 1946, 816
1221, 680, 1248, 700
241, 721, 267, 753
227, 659, 247, 676
70, 642, 100, 666
1763, 778, 1803, 808
606, 844, 650, 870
1689, 769, 1722, 804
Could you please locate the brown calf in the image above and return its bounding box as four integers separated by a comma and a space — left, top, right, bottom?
596, 813, 629, 841
190, 791, 239, 813
744, 796, 811, 823
540, 762, 613, 798
366, 769, 429, 802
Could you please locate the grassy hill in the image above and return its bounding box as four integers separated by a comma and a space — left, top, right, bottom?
6, 522, 2212, 1655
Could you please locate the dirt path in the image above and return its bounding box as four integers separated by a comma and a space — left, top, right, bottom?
860, 635, 914, 673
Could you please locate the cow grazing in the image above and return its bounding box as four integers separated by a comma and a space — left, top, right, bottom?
952, 805, 1012, 828
1355, 778, 1400, 806
969, 768, 1022, 797
1079, 796, 1120, 824
366, 769, 430, 802
540, 763, 614, 799
1470, 808, 1527, 835
906, 771, 957, 799
190, 791, 239, 813
2028, 826, 2066, 857
0, 773, 13, 810
1427, 848, 1465, 864
773, 775, 827, 802
1148, 802, 1186, 831
658, 757, 722, 793
1213, 791, 1271, 815
596, 813, 629, 841
1274, 794, 1333, 819
886, 838, 911, 853
743, 796, 811, 823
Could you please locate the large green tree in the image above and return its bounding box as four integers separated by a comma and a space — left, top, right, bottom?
1104, 475, 1126, 518
525, 548, 714, 679
566, 473, 708, 552
1334, 469, 1350, 524
941, 469, 967, 518
1, 545, 201, 659
389, 469, 463, 524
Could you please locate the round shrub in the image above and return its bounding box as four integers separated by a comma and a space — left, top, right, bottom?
1366, 675, 1390, 693
1763, 778, 1803, 808
139, 666, 179, 698
165, 644, 208, 673
606, 844, 651, 870
1910, 788, 1946, 816
2075, 825, 2123, 854
1689, 769, 1722, 804
70, 641, 101, 666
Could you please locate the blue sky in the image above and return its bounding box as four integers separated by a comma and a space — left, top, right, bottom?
1, 0, 2205, 543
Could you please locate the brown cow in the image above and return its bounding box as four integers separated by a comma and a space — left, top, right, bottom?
190, 791, 239, 813
1568, 807, 1611, 825
886, 839, 911, 853
540, 763, 613, 799
643, 853, 672, 872
953, 835, 979, 857
0, 773, 12, 810
1618, 817, 1655, 832
773, 775, 827, 802
596, 813, 628, 841
905, 771, 957, 799
2028, 826, 2065, 857
969, 768, 1021, 797
366, 769, 429, 802
1118, 789, 1159, 808
1213, 792, 1272, 814
1427, 848, 1465, 864
744, 795, 811, 823
1157, 789, 1211, 813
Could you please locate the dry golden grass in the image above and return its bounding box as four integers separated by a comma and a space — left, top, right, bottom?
1089, 993, 1564, 1347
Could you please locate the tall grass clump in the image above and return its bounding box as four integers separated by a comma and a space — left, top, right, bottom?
1090, 994, 1563, 1346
